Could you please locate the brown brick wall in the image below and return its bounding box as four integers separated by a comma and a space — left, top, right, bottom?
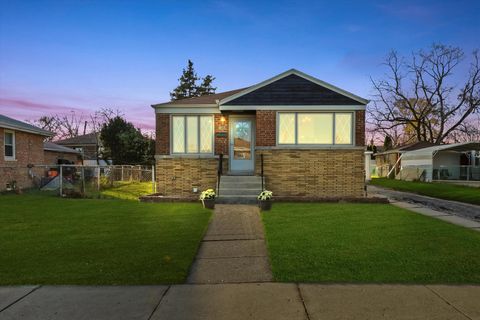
0, 128, 45, 191
214, 114, 229, 155
355, 110, 365, 146
255, 149, 365, 198
156, 114, 170, 155
156, 157, 227, 198
255, 111, 276, 146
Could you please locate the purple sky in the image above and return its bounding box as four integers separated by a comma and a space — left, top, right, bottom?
1, 0, 479, 133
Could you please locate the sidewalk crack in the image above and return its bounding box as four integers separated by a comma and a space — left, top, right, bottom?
425, 286, 473, 320
296, 284, 311, 320
147, 286, 171, 320
0, 285, 42, 313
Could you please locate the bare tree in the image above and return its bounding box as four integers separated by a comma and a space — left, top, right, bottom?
30, 107, 125, 142
450, 115, 480, 142
28, 115, 61, 141
370, 44, 480, 144
89, 108, 124, 134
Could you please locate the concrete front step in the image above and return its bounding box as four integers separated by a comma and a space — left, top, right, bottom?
218, 175, 263, 204
220, 188, 262, 196
216, 196, 259, 205
220, 176, 262, 183
220, 182, 263, 189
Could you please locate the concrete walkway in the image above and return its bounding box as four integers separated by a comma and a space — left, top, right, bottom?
1, 284, 479, 320
368, 185, 480, 232
187, 204, 273, 283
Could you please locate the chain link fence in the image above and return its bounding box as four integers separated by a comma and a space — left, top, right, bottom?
29, 164, 155, 198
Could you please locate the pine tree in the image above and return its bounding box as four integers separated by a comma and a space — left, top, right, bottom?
170, 60, 216, 100
196, 75, 217, 96
383, 135, 393, 151
170, 60, 199, 100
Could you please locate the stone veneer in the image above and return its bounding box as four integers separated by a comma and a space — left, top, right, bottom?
255, 148, 365, 198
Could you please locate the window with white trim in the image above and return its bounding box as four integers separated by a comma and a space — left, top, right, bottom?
4, 130, 15, 160
278, 112, 353, 145
171, 115, 213, 154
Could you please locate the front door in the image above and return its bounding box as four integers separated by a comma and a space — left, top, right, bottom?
230, 117, 255, 174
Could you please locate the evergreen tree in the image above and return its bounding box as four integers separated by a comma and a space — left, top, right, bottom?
366, 139, 377, 153
100, 116, 153, 165
170, 60, 216, 100
196, 75, 217, 96
383, 135, 393, 151
170, 60, 199, 100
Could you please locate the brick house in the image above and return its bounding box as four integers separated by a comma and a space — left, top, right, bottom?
153, 69, 368, 202
55, 132, 104, 165
44, 141, 82, 164
0, 114, 53, 191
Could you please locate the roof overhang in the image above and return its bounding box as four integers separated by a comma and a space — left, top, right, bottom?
151, 103, 217, 109
154, 106, 221, 114
0, 124, 53, 137
44, 147, 81, 154
219, 105, 366, 111
403, 142, 480, 156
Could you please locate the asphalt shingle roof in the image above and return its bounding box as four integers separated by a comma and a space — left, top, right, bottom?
55, 132, 98, 145
44, 142, 81, 154
0, 114, 53, 136
152, 88, 248, 107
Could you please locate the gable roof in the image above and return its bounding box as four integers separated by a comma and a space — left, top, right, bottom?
44, 142, 81, 154
0, 114, 53, 137
151, 69, 368, 109
220, 69, 369, 106
55, 132, 98, 146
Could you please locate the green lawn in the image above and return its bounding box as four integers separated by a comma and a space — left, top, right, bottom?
262, 203, 480, 284
370, 178, 480, 205
99, 181, 154, 200
0, 193, 211, 285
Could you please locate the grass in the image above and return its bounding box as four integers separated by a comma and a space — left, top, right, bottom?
0, 192, 211, 285
262, 203, 480, 284
370, 178, 480, 205
99, 181, 154, 200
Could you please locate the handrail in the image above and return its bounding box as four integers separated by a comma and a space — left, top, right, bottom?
260, 153, 264, 191
217, 154, 223, 196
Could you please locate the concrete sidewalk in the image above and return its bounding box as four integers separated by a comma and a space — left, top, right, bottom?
1, 284, 479, 320
187, 205, 273, 284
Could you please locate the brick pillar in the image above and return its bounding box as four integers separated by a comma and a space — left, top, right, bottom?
214, 114, 229, 155
256, 111, 276, 146
355, 110, 365, 147
156, 114, 170, 155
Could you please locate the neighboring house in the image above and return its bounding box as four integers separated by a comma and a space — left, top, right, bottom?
152, 69, 368, 201
55, 132, 106, 165
400, 142, 480, 182
374, 141, 435, 178
0, 114, 53, 191
44, 141, 81, 164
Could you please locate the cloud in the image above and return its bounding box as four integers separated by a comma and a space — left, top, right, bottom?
0, 97, 155, 131
0, 97, 83, 113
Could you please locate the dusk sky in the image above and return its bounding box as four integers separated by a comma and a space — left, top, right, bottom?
1, 0, 479, 132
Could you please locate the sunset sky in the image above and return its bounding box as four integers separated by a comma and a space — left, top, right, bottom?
1, 0, 479, 132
